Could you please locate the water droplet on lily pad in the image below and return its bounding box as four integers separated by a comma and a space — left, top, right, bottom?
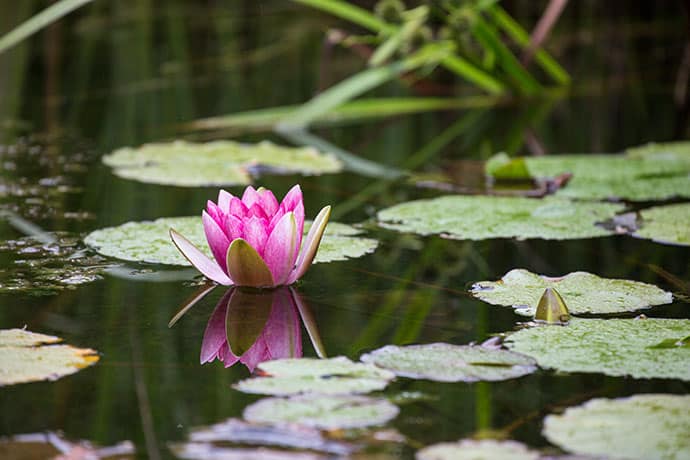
416, 439, 540, 460
233, 357, 395, 396
243, 394, 399, 430
103, 140, 343, 186
84, 217, 377, 266
543, 394, 690, 460
632, 202, 690, 246
377, 196, 623, 240
360, 343, 536, 382
505, 318, 690, 380
0, 329, 99, 386
471, 269, 672, 316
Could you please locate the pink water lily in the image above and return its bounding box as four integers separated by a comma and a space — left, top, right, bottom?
170, 185, 330, 287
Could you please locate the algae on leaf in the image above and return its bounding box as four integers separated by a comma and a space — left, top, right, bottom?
243, 394, 399, 430
633, 202, 690, 246
505, 318, 690, 380
377, 196, 623, 240
416, 439, 540, 460
360, 343, 536, 382
103, 140, 342, 186
85, 217, 378, 266
0, 329, 99, 386
234, 357, 395, 396
471, 269, 672, 316
543, 394, 690, 460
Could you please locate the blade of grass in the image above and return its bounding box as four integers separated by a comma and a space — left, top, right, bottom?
369, 6, 427, 67
0, 0, 94, 55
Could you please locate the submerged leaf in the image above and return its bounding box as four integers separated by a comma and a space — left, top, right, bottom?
471, 269, 672, 316
543, 394, 690, 460
505, 318, 690, 380
0, 329, 99, 386
103, 140, 342, 186
377, 196, 623, 240
632, 202, 690, 246
85, 217, 377, 266
360, 343, 536, 382
233, 357, 395, 396
416, 439, 540, 460
243, 394, 399, 430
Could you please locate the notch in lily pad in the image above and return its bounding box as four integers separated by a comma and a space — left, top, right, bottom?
534, 288, 570, 325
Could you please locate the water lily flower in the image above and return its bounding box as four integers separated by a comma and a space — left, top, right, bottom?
170, 185, 330, 287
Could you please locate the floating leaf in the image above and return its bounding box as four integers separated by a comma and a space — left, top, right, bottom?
471, 269, 672, 316
171, 445, 326, 460
85, 217, 377, 266
0, 432, 135, 459
0, 329, 99, 386
103, 140, 342, 187
416, 439, 540, 460
627, 140, 690, 163
234, 357, 395, 395
505, 318, 690, 380
633, 203, 690, 246
243, 394, 399, 430
360, 343, 536, 382
543, 394, 690, 460
377, 196, 623, 240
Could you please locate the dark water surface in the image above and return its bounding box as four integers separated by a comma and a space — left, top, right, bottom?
1, 1, 689, 458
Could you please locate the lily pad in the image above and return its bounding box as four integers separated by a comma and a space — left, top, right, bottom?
103, 140, 342, 186
85, 217, 378, 266
0, 329, 99, 386
505, 318, 690, 380
243, 394, 399, 430
233, 357, 395, 395
471, 269, 672, 316
416, 439, 540, 460
543, 394, 690, 460
377, 196, 623, 240
627, 140, 690, 163
360, 343, 537, 382
0, 432, 134, 459
633, 203, 690, 246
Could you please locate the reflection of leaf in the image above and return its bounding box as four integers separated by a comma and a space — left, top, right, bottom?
103, 140, 342, 187
471, 269, 672, 316
0, 432, 135, 459
505, 318, 690, 380
543, 394, 690, 460
417, 439, 540, 460
85, 218, 378, 266
0, 329, 99, 386
226, 289, 274, 356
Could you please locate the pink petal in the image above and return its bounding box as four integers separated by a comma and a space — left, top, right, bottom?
247, 202, 269, 221
263, 212, 299, 285
206, 201, 223, 227
280, 185, 303, 213
268, 207, 286, 232
264, 288, 302, 360
257, 188, 279, 216
242, 216, 269, 255
219, 344, 240, 367
203, 210, 230, 273
229, 196, 248, 218
224, 214, 244, 241
170, 229, 232, 285
239, 337, 270, 372
241, 186, 261, 208
200, 290, 232, 363
225, 239, 275, 287
217, 189, 233, 214
287, 205, 331, 284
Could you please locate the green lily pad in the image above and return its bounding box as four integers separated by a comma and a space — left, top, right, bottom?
243, 394, 399, 430
0, 329, 99, 386
360, 343, 537, 382
633, 203, 690, 246
471, 269, 672, 316
505, 318, 690, 380
543, 394, 690, 460
416, 439, 540, 460
377, 196, 623, 240
103, 140, 342, 186
233, 357, 395, 395
627, 140, 690, 163
84, 217, 377, 266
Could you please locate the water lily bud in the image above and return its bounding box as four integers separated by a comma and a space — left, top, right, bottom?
535, 287, 570, 324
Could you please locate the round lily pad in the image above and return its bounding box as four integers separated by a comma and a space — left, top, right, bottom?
233, 357, 395, 396
360, 343, 536, 382
377, 196, 623, 241
505, 318, 690, 380
0, 329, 99, 386
243, 394, 399, 430
103, 140, 343, 186
471, 269, 672, 316
84, 217, 377, 266
543, 394, 690, 460
416, 439, 540, 460
633, 203, 690, 246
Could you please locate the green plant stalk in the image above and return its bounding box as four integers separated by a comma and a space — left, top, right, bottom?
488, 5, 570, 85
0, 0, 94, 55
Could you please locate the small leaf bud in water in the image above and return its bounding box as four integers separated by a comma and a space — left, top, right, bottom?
534, 287, 570, 325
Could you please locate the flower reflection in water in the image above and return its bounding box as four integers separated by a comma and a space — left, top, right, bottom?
172, 286, 324, 372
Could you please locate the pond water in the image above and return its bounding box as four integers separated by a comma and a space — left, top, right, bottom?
1, 2, 689, 459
